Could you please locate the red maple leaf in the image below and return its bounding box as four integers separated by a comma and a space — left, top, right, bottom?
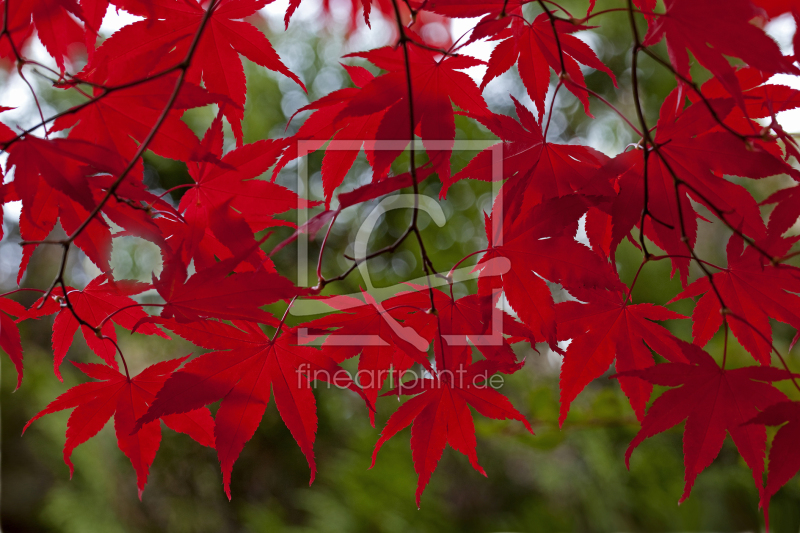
179, 113, 308, 236
671, 235, 800, 365
556, 287, 687, 425
371, 343, 533, 506
2, 0, 86, 72
274, 66, 388, 208
51, 76, 221, 163
591, 89, 794, 283
133, 322, 369, 498
642, 0, 799, 108
446, 96, 609, 203
479, 194, 622, 348
151, 247, 306, 324
23, 357, 215, 498
337, 42, 489, 184
746, 400, 800, 527
39, 275, 169, 380
83, 0, 304, 144
480, 15, 616, 119
617, 340, 793, 503
387, 287, 537, 368
0, 296, 28, 388
301, 291, 434, 425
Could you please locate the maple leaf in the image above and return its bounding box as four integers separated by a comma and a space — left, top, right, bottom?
337, 42, 489, 184
134, 322, 368, 498
556, 287, 687, 425
642, 0, 799, 109
426, 0, 525, 47
0, 296, 28, 389
8, 136, 126, 212
1, 0, 86, 72
617, 340, 793, 503
762, 185, 800, 240
371, 344, 533, 506
697, 68, 800, 125
590, 89, 794, 283
150, 246, 306, 325
479, 194, 623, 348
180, 113, 309, 237
83, 0, 304, 145
23, 357, 215, 498
670, 235, 800, 365
40, 275, 169, 380
480, 15, 617, 120
387, 287, 536, 368
446, 96, 609, 202
0, 1, 34, 68
51, 76, 220, 163
80, 0, 108, 58
7, 139, 137, 278
274, 66, 388, 208
746, 400, 800, 527
301, 291, 436, 425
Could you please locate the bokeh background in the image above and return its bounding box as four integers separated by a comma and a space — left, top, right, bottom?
1, 0, 800, 531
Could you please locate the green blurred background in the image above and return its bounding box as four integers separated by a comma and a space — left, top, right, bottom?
1, 0, 800, 531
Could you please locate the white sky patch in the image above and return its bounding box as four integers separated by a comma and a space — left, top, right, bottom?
99, 7, 143, 34
450, 17, 495, 84
764, 14, 800, 133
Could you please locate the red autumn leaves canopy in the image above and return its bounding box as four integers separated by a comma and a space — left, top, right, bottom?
1, 0, 800, 525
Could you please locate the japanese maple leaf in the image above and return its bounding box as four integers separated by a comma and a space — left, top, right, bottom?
337, 42, 490, 184
746, 400, 800, 526
151, 246, 306, 324
274, 65, 389, 207
697, 68, 800, 127
8, 136, 126, 212
591, 89, 794, 284
446, 96, 609, 202
7, 138, 133, 277
371, 344, 533, 506
84, 0, 304, 144
642, 0, 798, 110
617, 340, 792, 503
180, 113, 309, 236
0, 1, 34, 68
388, 288, 537, 368
156, 201, 264, 274
480, 15, 616, 120
51, 76, 221, 163
23, 357, 215, 498
692, 68, 800, 167
134, 322, 368, 498
12, 165, 180, 282
81, 0, 109, 58
0, 297, 28, 388
2, 0, 86, 72
479, 194, 623, 348
12, 178, 119, 280
40, 275, 169, 380
555, 287, 686, 425
301, 291, 434, 425
763, 185, 800, 240
670, 235, 800, 365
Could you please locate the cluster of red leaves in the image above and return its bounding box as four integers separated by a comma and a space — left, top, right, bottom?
1, 0, 800, 525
